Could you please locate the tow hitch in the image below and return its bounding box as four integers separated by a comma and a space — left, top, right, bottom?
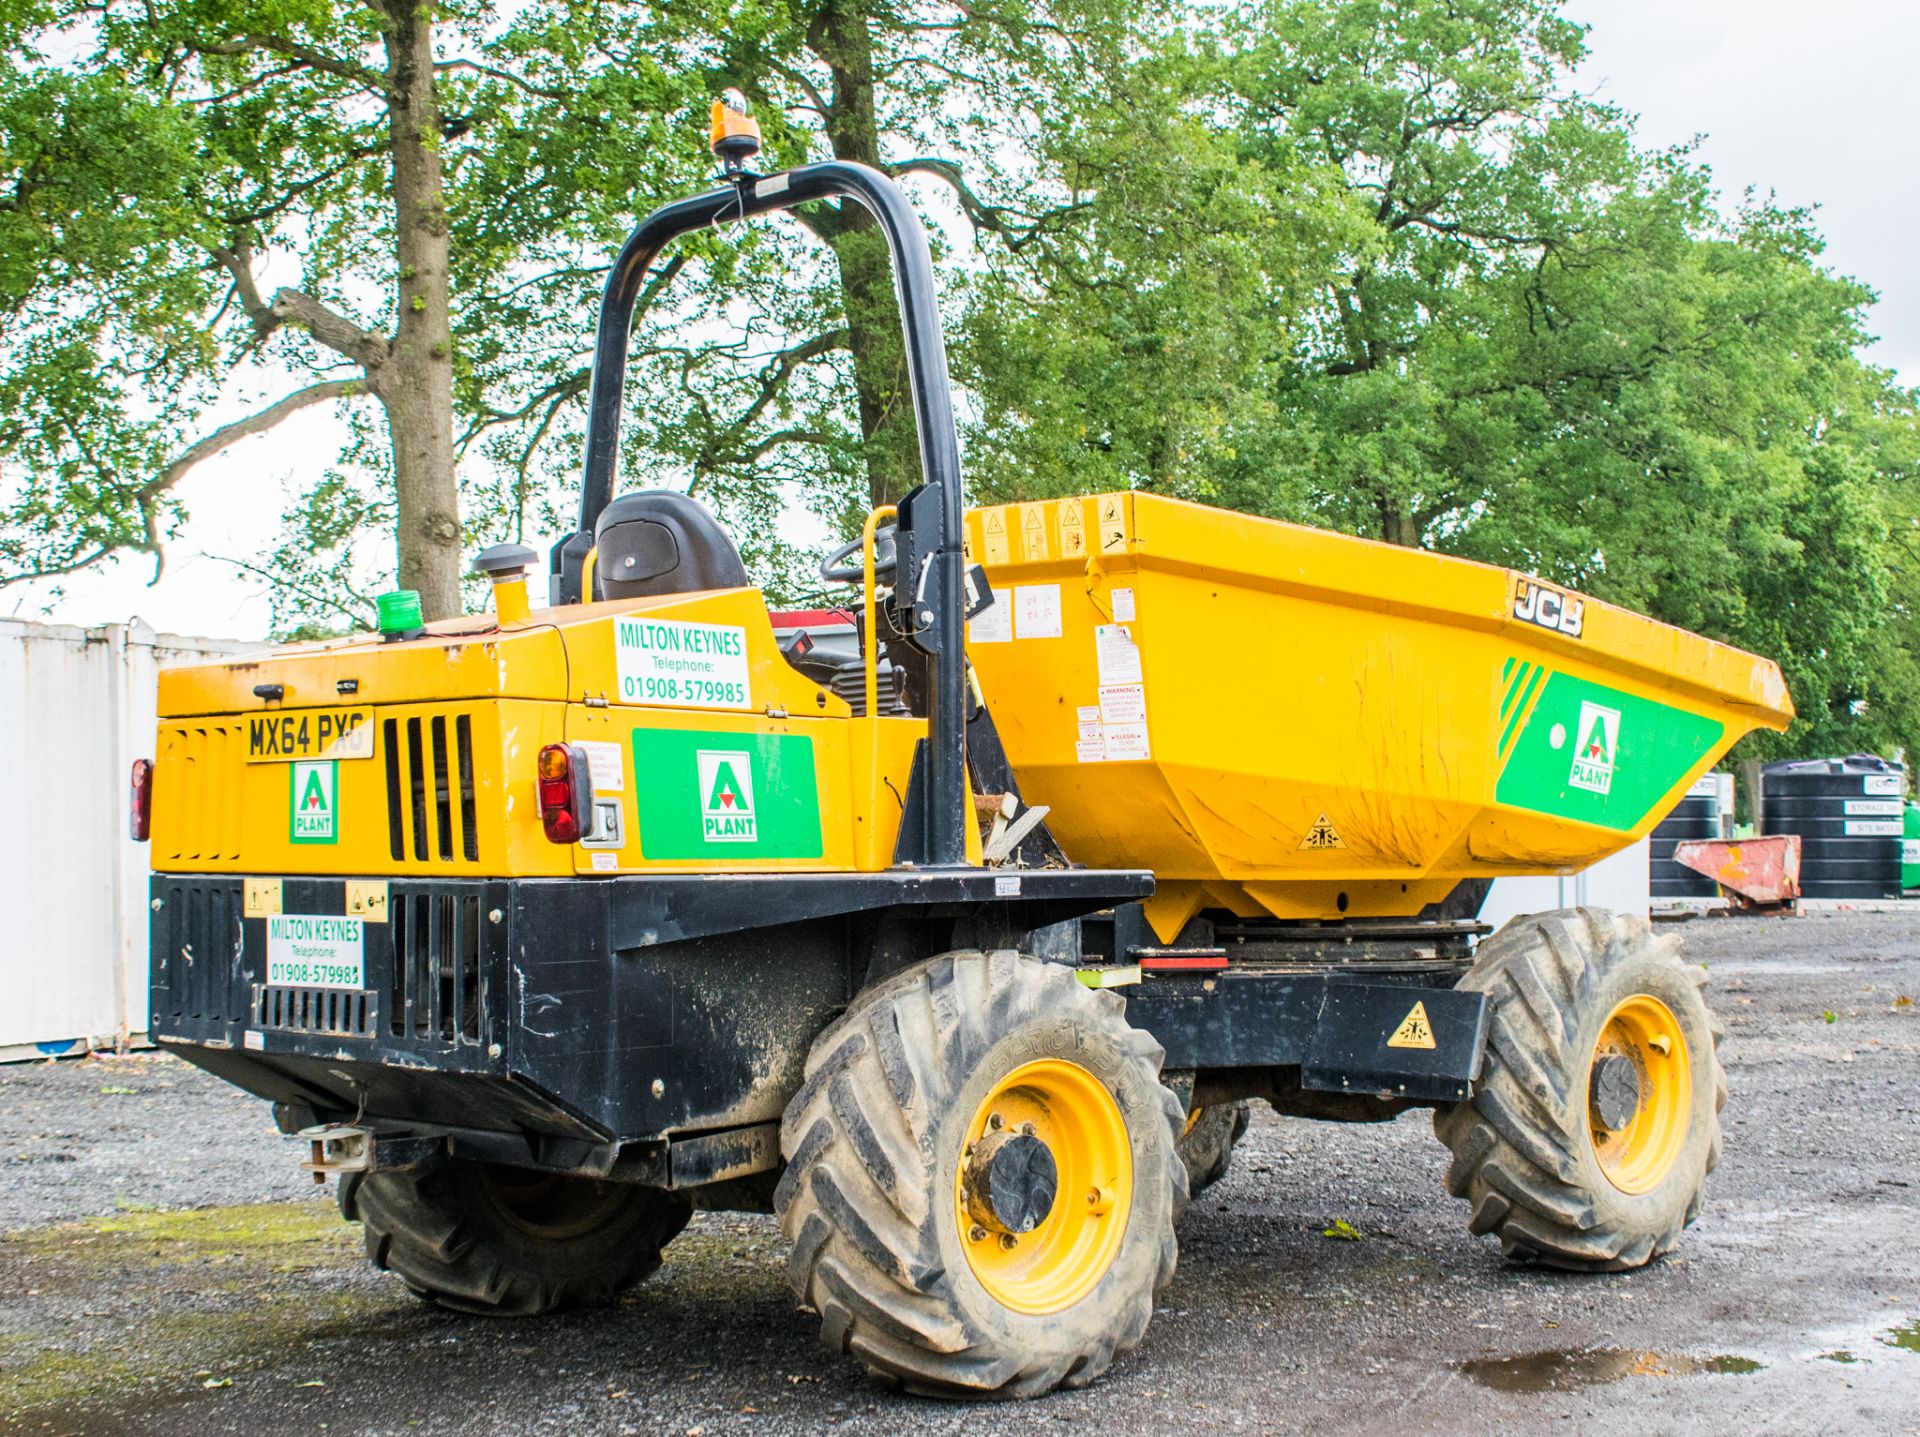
296, 1124, 372, 1184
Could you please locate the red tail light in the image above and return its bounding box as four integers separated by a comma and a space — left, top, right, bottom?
130, 758, 153, 842
537, 743, 589, 844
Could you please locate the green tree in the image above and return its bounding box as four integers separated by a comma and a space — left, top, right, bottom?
965, 0, 1920, 760
0, 0, 1145, 627
0, 1, 714, 622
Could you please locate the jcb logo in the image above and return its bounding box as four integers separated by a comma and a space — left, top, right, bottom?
1513, 579, 1584, 639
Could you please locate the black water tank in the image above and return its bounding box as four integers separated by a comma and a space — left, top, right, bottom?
1650, 785, 1721, 899
1763, 755, 1906, 900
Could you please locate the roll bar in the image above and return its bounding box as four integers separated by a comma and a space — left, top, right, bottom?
552, 161, 971, 869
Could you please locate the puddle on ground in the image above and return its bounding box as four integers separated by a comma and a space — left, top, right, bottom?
1460, 1347, 1765, 1393
1880, 1319, 1920, 1355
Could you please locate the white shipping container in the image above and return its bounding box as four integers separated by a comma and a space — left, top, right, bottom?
1480, 837, 1653, 939
0, 619, 255, 1060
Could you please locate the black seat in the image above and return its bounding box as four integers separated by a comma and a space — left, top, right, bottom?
592, 491, 749, 600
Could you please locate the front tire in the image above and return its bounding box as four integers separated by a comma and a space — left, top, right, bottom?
1435, 907, 1725, 1271
775, 950, 1186, 1398
341, 1158, 691, 1315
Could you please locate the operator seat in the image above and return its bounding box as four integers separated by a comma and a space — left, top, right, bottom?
592, 490, 749, 600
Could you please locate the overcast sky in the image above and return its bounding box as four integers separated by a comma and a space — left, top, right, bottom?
9, 0, 1918, 641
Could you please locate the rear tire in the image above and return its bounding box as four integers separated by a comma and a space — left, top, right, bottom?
341, 1158, 691, 1315
1435, 907, 1725, 1272
775, 950, 1186, 1398
1178, 1102, 1251, 1198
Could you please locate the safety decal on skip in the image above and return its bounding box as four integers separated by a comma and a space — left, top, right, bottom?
1076, 624, 1152, 763
1299, 812, 1346, 851
1060, 502, 1087, 558
981, 510, 1010, 565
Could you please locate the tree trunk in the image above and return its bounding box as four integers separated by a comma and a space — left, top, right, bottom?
810, 0, 920, 508
377, 0, 462, 620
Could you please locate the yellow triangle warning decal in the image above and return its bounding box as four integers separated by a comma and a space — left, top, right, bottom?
1387, 1001, 1436, 1050
1299, 812, 1345, 850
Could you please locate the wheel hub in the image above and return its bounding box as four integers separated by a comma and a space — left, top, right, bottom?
964, 1128, 1059, 1235
1587, 994, 1694, 1195
1589, 1052, 1641, 1132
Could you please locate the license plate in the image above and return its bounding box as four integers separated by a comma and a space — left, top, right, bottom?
246, 709, 373, 762
266, 915, 366, 990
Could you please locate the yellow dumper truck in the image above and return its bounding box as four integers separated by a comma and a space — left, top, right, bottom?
134, 103, 1793, 1398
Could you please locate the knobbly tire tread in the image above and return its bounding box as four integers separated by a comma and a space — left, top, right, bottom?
1434, 906, 1726, 1273
775, 950, 1187, 1398
339, 1160, 691, 1316
1178, 1101, 1252, 1198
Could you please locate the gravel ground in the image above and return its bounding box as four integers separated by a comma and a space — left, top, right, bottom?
3, 909, 1918, 1436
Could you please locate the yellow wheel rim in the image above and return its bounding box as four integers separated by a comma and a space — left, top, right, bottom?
1588, 994, 1693, 1195
954, 1058, 1133, 1315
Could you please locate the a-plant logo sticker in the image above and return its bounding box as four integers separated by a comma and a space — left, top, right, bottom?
290, 760, 338, 844
1567, 702, 1620, 795
697, 750, 756, 842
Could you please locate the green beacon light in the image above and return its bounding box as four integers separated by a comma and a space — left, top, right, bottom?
376, 588, 424, 641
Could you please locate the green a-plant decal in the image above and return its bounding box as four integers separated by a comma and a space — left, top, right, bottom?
290, 760, 338, 844
699, 750, 757, 842
1496, 664, 1722, 831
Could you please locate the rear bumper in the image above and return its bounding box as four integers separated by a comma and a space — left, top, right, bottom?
148, 866, 1154, 1159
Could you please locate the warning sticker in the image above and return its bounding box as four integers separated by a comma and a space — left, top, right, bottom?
1300, 812, 1346, 850
1387, 1001, 1437, 1050
1076, 737, 1108, 763
969, 596, 1011, 644
1060, 503, 1087, 558
1099, 684, 1146, 725
614, 616, 751, 710
1098, 494, 1128, 554
1094, 624, 1143, 685
1019, 503, 1050, 561
1103, 722, 1151, 762
1014, 584, 1062, 639
1111, 586, 1136, 623
982, 510, 1010, 565
576, 739, 625, 792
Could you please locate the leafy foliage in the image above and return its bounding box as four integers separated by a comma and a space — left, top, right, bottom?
963, 0, 1920, 759
1, 0, 1915, 766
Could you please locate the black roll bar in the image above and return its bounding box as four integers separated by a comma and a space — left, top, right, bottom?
569, 161, 971, 870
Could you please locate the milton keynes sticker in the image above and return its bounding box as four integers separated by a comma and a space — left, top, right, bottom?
614, 616, 752, 710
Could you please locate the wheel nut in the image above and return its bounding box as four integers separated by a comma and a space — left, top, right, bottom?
988, 1112, 1004, 1130
1021, 1122, 1036, 1136
969, 1225, 988, 1243
999, 1233, 1018, 1250
1087, 1187, 1101, 1206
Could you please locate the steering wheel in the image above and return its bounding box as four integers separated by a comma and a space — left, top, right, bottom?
820, 524, 898, 584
